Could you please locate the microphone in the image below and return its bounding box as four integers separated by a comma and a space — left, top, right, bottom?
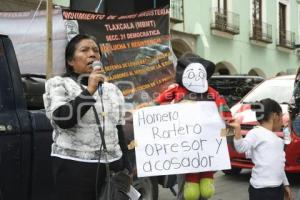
92, 60, 104, 95
92, 60, 103, 70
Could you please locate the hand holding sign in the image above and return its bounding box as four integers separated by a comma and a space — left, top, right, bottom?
227, 119, 242, 139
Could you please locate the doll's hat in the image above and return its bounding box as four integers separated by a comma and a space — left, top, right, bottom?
176, 53, 215, 86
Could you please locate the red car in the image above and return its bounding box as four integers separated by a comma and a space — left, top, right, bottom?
226, 75, 300, 174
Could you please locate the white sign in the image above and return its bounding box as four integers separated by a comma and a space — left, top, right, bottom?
133, 101, 231, 177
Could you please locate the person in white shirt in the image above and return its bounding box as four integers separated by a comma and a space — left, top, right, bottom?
229, 98, 293, 200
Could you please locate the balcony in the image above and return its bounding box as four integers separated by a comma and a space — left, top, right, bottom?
211, 8, 240, 35
277, 30, 295, 50
249, 20, 272, 43
170, 0, 183, 23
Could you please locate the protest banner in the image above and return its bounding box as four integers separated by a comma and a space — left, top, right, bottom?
62, 8, 175, 107
133, 101, 231, 177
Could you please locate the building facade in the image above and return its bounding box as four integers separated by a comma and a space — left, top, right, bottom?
4, 0, 299, 77
170, 0, 300, 77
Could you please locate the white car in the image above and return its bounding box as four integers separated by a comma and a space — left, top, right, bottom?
226, 75, 300, 174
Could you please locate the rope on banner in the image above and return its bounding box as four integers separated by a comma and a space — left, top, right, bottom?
95, 0, 104, 13
21, 0, 44, 43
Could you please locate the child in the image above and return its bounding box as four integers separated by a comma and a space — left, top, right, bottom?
229, 98, 293, 200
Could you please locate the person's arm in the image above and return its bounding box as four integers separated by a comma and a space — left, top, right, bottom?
53, 89, 96, 129
234, 133, 257, 153
288, 96, 296, 130
228, 120, 257, 153
114, 85, 132, 173
116, 125, 132, 173
283, 173, 294, 200
283, 171, 289, 186
282, 147, 292, 200
51, 69, 106, 129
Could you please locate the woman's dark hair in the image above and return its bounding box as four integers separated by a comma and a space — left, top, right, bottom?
65, 34, 99, 73
250, 98, 282, 123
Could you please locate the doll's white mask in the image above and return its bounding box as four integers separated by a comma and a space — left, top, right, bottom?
182, 63, 208, 93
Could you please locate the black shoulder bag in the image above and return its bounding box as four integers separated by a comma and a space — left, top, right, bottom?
90, 94, 131, 200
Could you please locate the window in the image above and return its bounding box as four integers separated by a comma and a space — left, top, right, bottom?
170, 0, 183, 22
250, 0, 272, 43
279, 3, 287, 45
276, 2, 295, 49
216, 0, 228, 29
211, 0, 239, 35
252, 0, 262, 38
253, 0, 262, 23
217, 0, 227, 14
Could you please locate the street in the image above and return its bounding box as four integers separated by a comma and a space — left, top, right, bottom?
159, 170, 300, 200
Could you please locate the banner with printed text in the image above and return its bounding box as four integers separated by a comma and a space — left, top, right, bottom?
133, 102, 231, 177
62, 8, 175, 109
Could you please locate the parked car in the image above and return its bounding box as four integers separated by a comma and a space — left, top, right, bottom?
227, 75, 300, 174
209, 75, 264, 107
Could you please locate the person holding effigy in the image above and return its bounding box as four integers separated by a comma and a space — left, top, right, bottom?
154, 53, 232, 200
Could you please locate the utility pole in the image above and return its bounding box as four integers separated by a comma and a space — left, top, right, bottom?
46, 0, 53, 79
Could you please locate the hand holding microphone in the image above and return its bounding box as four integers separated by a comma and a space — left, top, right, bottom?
87, 60, 106, 95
